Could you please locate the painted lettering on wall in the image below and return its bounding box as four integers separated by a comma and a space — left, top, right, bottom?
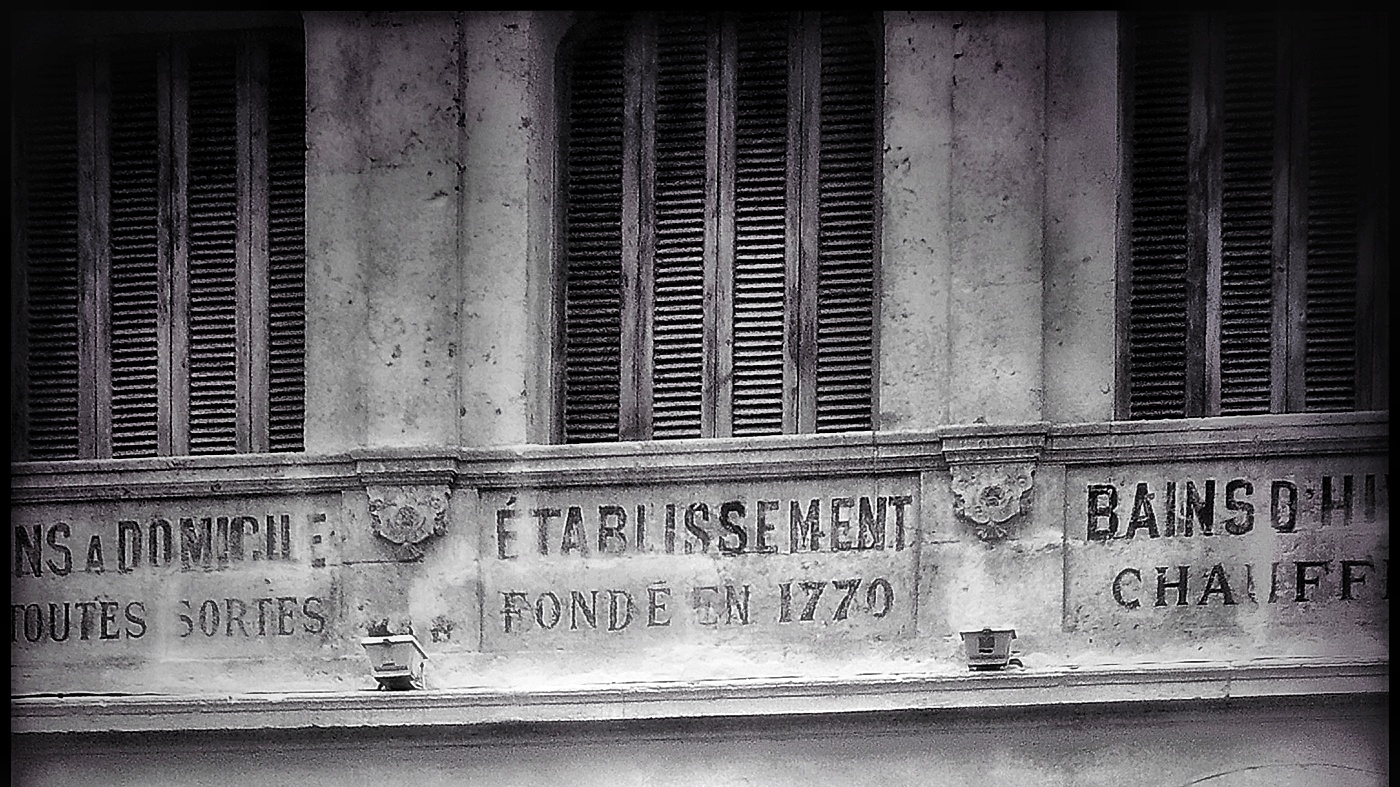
11, 511, 329, 647
1084, 474, 1387, 542
10, 596, 325, 644
493, 495, 914, 559
1083, 474, 1389, 611
496, 576, 897, 633
1107, 561, 1388, 609
12, 513, 298, 578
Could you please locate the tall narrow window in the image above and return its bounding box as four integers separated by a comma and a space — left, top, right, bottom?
1121, 12, 1388, 419
559, 12, 880, 443
13, 28, 306, 459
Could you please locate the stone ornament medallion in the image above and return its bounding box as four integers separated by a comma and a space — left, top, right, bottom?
950, 463, 1034, 542
367, 485, 452, 559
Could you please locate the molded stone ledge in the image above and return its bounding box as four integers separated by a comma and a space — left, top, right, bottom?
9, 658, 1387, 735
457, 432, 945, 488
10, 434, 944, 503
350, 455, 462, 488
9, 411, 1387, 503
937, 423, 1049, 466
1044, 411, 1388, 465
8, 453, 362, 503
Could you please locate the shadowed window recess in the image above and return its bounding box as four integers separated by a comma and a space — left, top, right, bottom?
1121, 12, 1388, 419
558, 12, 881, 443
13, 28, 306, 459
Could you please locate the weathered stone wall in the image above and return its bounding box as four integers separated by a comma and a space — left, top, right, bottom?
10, 11, 1388, 787
299, 11, 1114, 445
304, 12, 464, 452
11, 420, 1387, 695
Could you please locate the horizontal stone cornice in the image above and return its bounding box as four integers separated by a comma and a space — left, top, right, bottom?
9, 412, 1387, 503
1044, 410, 1389, 465
936, 423, 1049, 466
457, 432, 945, 489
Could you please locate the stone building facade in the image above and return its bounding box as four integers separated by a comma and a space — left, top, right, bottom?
12, 11, 1388, 787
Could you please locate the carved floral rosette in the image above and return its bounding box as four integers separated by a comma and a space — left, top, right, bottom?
366, 485, 451, 559
950, 463, 1034, 542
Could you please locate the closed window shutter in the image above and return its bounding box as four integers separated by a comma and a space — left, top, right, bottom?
560, 12, 877, 443
1122, 12, 1383, 419
267, 39, 307, 453
15, 29, 305, 460
185, 44, 241, 454
108, 46, 163, 456
19, 57, 83, 460
650, 14, 709, 440
562, 19, 627, 443
1303, 15, 1364, 412
1125, 14, 1191, 420
1217, 15, 1277, 415
815, 12, 877, 433
731, 13, 792, 436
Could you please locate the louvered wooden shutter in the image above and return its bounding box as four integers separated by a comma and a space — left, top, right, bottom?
562, 17, 627, 443
18, 56, 83, 460
731, 12, 792, 436
649, 14, 709, 439
1125, 13, 1191, 420
108, 46, 163, 456
1302, 14, 1364, 412
1217, 14, 1277, 415
561, 12, 877, 443
185, 44, 241, 454
15, 29, 305, 460
814, 12, 877, 432
267, 38, 307, 453
1122, 12, 1383, 419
